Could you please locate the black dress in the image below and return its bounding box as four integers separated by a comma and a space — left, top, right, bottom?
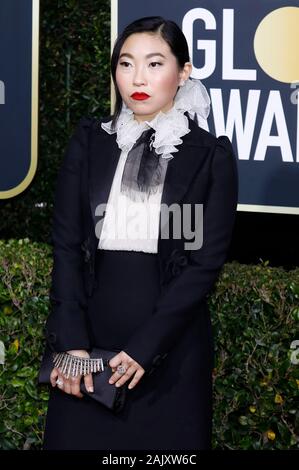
42, 248, 213, 450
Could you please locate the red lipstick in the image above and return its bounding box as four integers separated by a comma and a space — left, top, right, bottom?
131, 92, 150, 101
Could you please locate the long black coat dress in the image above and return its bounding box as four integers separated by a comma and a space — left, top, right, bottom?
42, 112, 238, 450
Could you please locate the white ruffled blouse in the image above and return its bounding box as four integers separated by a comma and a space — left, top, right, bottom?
97, 146, 164, 253
97, 78, 210, 253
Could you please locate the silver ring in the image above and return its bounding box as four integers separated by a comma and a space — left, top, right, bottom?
117, 364, 127, 375
56, 378, 64, 386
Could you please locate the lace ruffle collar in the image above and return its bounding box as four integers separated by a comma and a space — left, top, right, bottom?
101, 77, 210, 160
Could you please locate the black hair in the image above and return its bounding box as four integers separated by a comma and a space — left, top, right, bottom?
110, 16, 190, 130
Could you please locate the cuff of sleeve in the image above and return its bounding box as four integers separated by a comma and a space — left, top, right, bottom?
122, 342, 168, 375
45, 299, 91, 352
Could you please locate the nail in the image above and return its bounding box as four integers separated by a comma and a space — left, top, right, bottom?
87, 386, 94, 393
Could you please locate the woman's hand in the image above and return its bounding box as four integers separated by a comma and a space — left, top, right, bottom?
108, 351, 145, 390
50, 349, 94, 399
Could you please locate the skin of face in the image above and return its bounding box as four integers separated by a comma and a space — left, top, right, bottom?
115, 32, 192, 122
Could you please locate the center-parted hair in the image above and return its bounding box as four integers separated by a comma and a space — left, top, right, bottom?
110, 16, 190, 130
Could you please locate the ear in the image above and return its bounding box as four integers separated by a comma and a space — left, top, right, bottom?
179, 62, 192, 85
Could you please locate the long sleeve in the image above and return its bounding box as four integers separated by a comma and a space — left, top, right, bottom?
45, 117, 93, 352
122, 136, 239, 371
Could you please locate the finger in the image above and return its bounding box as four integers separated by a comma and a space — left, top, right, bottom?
127, 369, 145, 389
56, 373, 65, 391
63, 377, 72, 394
108, 364, 130, 384
50, 368, 59, 387
108, 353, 122, 369
109, 364, 137, 386
108, 358, 136, 384
70, 375, 83, 398
84, 373, 94, 393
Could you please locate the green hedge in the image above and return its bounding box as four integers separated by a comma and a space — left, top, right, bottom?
0, 239, 298, 450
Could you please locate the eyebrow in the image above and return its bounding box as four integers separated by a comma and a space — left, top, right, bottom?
119, 52, 167, 60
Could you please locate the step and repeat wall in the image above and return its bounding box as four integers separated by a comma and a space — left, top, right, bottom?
112, 0, 299, 214
0, 0, 39, 199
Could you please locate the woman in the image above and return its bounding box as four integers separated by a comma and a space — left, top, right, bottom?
42, 16, 238, 450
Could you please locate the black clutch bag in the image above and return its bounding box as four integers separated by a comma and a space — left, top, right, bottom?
38, 345, 127, 413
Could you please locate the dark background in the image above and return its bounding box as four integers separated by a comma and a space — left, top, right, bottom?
229, 211, 298, 269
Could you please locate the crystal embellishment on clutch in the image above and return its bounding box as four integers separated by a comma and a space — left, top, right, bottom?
53, 352, 104, 378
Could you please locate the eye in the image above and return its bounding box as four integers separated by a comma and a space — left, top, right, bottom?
119, 61, 131, 67
150, 62, 163, 68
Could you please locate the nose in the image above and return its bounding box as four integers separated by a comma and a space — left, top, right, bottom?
133, 65, 147, 86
